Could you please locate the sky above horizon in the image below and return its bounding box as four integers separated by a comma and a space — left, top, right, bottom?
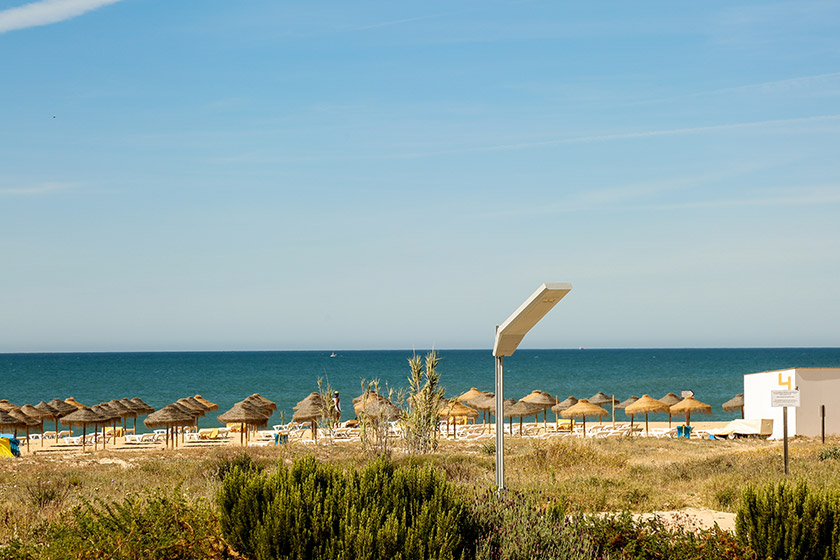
2, 0, 839, 352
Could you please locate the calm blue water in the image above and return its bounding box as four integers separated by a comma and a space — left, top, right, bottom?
2, 348, 838, 428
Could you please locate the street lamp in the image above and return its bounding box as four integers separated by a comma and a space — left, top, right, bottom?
493, 282, 572, 491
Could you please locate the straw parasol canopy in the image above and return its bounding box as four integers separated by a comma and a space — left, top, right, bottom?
615, 396, 639, 410
0, 410, 26, 435
522, 390, 558, 427
217, 401, 270, 444
438, 400, 479, 419
561, 399, 608, 435
504, 399, 544, 435
46, 398, 76, 416
615, 396, 640, 430
64, 397, 86, 409
293, 393, 328, 441
129, 398, 156, 415
61, 407, 108, 451
589, 392, 618, 407
456, 387, 485, 404
355, 392, 402, 422
193, 395, 218, 411
670, 396, 712, 427
19, 404, 49, 449
8, 408, 40, 451
658, 392, 681, 427
624, 395, 669, 435
145, 405, 194, 449
0, 400, 18, 412
551, 396, 578, 414
246, 393, 277, 411
722, 393, 745, 419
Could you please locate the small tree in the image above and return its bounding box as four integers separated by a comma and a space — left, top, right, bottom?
317, 377, 339, 445
402, 351, 445, 454
357, 378, 398, 458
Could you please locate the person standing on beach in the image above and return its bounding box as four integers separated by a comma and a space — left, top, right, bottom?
333, 391, 341, 421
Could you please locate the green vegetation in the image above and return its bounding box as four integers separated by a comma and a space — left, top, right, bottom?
737, 480, 840, 560
402, 351, 445, 455
4, 437, 840, 558
218, 455, 473, 560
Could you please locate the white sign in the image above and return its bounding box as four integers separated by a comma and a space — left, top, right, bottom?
681, 390, 694, 398
771, 390, 801, 408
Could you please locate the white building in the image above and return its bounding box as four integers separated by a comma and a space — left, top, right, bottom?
744, 367, 840, 439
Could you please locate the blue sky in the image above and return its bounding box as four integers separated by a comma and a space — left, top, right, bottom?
1, 0, 839, 352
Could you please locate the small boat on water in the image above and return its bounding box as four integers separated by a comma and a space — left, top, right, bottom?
330, 352, 337, 358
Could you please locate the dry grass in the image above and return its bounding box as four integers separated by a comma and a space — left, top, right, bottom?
3, 434, 840, 544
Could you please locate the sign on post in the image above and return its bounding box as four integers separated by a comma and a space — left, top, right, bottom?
771, 390, 801, 408
771, 390, 800, 476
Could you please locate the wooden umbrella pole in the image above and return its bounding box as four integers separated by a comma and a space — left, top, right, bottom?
82, 425, 87, 452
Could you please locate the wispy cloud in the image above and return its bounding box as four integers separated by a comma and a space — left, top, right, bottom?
0, 182, 79, 196
0, 0, 124, 34
348, 14, 442, 32
648, 186, 840, 211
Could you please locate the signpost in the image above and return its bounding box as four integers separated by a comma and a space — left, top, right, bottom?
771, 390, 801, 475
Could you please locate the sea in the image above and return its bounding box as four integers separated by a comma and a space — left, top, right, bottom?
2, 348, 839, 428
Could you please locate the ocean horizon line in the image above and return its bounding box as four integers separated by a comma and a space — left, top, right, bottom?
2, 345, 838, 356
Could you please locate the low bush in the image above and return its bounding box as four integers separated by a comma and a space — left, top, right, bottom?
469, 488, 598, 560
0, 491, 226, 560
218, 455, 474, 560
736, 480, 840, 560
206, 452, 264, 481
581, 513, 754, 560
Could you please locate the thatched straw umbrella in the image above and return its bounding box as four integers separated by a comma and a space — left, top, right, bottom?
659, 393, 681, 427
33, 401, 60, 441
60, 407, 107, 452
0, 403, 20, 432
0, 401, 17, 412
466, 391, 495, 431
193, 395, 218, 411
456, 387, 484, 404
561, 399, 608, 436
522, 390, 558, 429
624, 395, 669, 435
176, 398, 207, 431
551, 396, 578, 430
145, 405, 195, 449
589, 392, 619, 424
20, 404, 50, 448
722, 393, 745, 419
615, 396, 640, 430
64, 397, 86, 409
48, 399, 79, 436
670, 396, 712, 427
8, 409, 39, 452
504, 399, 544, 436
438, 400, 479, 437
130, 398, 156, 415
293, 393, 327, 441
91, 404, 122, 450
356, 393, 401, 421
247, 394, 277, 411
218, 401, 270, 446
107, 399, 136, 433
118, 398, 146, 433
0, 411, 26, 448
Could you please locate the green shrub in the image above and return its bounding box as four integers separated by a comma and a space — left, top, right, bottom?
819, 446, 840, 461
469, 489, 598, 560
581, 512, 754, 560
218, 455, 473, 560
1, 491, 225, 560
736, 480, 840, 560
207, 452, 264, 481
